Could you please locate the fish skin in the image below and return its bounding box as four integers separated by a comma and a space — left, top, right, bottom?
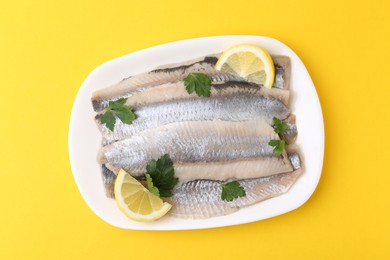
283, 114, 298, 144
272, 56, 291, 90
99, 114, 299, 147
105, 156, 293, 184
91, 55, 290, 112
91, 56, 243, 112
166, 152, 302, 219
98, 119, 293, 180
99, 152, 301, 200
101, 164, 116, 198
115, 81, 290, 109
96, 95, 290, 142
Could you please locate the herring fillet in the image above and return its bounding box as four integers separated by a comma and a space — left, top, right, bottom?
166, 152, 302, 219
91, 55, 290, 112
96, 95, 290, 142
101, 164, 116, 198
105, 156, 293, 184
98, 119, 293, 179
273, 56, 291, 90
91, 56, 243, 112
284, 114, 298, 144
117, 81, 290, 108
100, 112, 298, 146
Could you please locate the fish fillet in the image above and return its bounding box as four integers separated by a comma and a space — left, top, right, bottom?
91, 55, 290, 112
117, 81, 290, 108
100, 113, 297, 147
98, 119, 293, 180
166, 151, 302, 219
273, 56, 290, 90
284, 114, 298, 144
96, 95, 290, 142
101, 164, 116, 198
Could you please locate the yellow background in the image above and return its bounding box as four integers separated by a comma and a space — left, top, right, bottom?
1, 0, 389, 259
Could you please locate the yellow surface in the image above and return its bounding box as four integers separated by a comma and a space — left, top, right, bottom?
0, 0, 389, 259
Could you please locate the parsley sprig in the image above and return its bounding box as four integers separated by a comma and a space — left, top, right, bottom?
268, 117, 288, 156
100, 98, 137, 131
268, 139, 286, 156
184, 73, 211, 97
145, 154, 178, 198
146, 174, 160, 197
221, 181, 246, 201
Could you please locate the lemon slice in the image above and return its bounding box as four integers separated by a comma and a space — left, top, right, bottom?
215, 44, 275, 88
114, 169, 172, 222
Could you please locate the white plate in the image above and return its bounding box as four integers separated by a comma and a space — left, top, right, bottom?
68, 35, 324, 230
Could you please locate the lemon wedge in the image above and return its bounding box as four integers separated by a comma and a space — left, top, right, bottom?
114, 169, 172, 222
215, 44, 275, 88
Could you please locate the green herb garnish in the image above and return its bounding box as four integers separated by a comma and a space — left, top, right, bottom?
268, 139, 286, 156
146, 154, 178, 198
100, 98, 137, 131
146, 174, 160, 197
271, 117, 288, 137
268, 117, 288, 155
184, 73, 211, 97
221, 181, 246, 201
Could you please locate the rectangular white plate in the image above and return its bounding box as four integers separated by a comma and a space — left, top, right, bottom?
68, 35, 324, 230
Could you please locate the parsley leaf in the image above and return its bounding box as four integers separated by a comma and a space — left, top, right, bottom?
146, 174, 160, 197
221, 181, 246, 201
100, 98, 137, 131
100, 110, 116, 131
268, 139, 286, 156
146, 154, 178, 198
109, 97, 127, 108
272, 117, 288, 136
184, 73, 211, 97
268, 117, 288, 155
